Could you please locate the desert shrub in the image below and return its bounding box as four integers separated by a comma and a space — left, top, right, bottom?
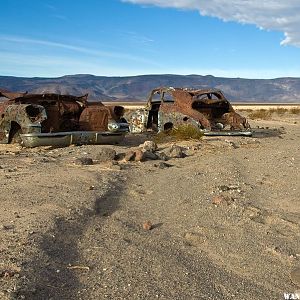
237, 109, 253, 113
154, 124, 203, 143
270, 107, 288, 116
248, 109, 272, 120
290, 107, 300, 114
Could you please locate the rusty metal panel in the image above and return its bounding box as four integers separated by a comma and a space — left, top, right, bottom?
79, 107, 109, 131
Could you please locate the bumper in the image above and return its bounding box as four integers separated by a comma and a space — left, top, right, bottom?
20, 131, 126, 148
108, 122, 129, 133
203, 130, 253, 137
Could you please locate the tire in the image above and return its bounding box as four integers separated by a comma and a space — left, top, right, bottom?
11, 129, 22, 144
9, 125, 22, 144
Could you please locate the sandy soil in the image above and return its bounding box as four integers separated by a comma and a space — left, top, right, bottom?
0, 113, 299, 300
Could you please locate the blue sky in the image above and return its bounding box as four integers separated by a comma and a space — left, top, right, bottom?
0, 0, 300, 79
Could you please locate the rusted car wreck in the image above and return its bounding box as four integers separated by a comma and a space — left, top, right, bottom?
0, 91, 128, 147
125, 87, 251, 136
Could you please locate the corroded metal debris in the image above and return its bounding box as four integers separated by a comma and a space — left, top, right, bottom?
0, 91, 129, 146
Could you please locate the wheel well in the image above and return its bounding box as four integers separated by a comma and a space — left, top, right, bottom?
8, 122, 22, 143
163, 122, 173, 131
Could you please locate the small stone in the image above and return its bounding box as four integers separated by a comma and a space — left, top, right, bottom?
89, 186, 95, 190
134, 150, 145, 162
124, 150, 135, 162
164, 145, 186, 158
2, 224, 15, 230
143, 150, 158, 160
212, 195, 233, 206
140, 141, 158, 152
143, 221, 152, 231
218, 185, 230, 192
96, 148, 116, 162
154, 162, 172, 169
74, 157, 94, 165
110, 163, 122, 171
230, 142, 240, 149
155, 152, 168, 161
291, 268, 300, 286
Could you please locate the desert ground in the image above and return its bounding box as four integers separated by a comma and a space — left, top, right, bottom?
0, 109, 299, 300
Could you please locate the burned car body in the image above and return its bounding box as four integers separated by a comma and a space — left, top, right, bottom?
125, 87, 251, 136
0, 91, 129, 147
0, 102, 46, 143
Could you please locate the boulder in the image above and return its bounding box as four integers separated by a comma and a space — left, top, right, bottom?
96, 148, 116, 162
143, 150, 158, 160
164, 145, 186, 158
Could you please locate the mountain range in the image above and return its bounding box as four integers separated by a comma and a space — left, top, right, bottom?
1, 74, 300, 103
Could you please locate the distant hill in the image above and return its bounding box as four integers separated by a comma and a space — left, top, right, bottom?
1, 74, 300, 102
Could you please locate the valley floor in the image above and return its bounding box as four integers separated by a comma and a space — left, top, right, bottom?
0, 115, 299, 299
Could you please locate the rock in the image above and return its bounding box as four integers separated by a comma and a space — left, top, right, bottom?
164, 144, 186, 158
74, 157, 93, 165
143, 150, 158, 160
96, 148, 116, 162
184, 232, 206, 245
115, 152, 126, 161
2, 224, 15, 230
230, 142, 240, 149
134, 150, 145, 162
124, 150, 136, 162
155, 152, 168, 161
140, 141, 158, 152
225, 140, 240, 149
110, 163, 122, 171
212, 195, 234, 206
154, 162, 172, 169
143, 221, 152, 231
291, 268, 300, 285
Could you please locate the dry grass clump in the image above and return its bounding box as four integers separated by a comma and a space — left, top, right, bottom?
237, 109, 253, 113
269, 107, 288, 115
290, 107, 300, 114
248, 107, 300, 119
154, 124, 203, 143
248, 109, 272, 120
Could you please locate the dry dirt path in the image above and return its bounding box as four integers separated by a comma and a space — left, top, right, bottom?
72, 121, 299, 300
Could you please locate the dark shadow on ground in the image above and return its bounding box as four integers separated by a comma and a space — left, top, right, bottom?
13, 178, 124, 300
251, 127, 286, 138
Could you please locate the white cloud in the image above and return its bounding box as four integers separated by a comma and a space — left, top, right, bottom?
0, 35, 158, 65
0, 52, 157, 77
123, 0, 300, 47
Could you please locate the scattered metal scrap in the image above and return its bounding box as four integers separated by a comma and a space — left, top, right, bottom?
125, 87, 252, 136
0, 91, 129, 147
